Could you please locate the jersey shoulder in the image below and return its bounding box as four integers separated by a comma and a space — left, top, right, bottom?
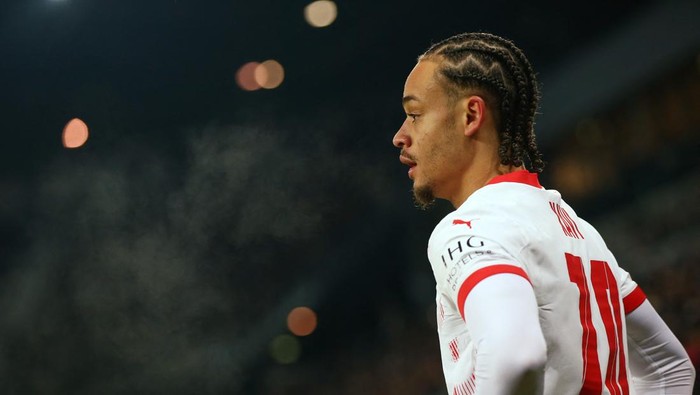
428, 184, 538, 256
559, 199, 612, 250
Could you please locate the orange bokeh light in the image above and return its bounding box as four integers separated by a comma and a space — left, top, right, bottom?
62, 118, 89, 148
254, 60, 285, 89
236, 61, 262, 91
287, 306, 318, 336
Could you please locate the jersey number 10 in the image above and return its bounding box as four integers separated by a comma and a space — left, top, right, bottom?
566, 253, 629, 395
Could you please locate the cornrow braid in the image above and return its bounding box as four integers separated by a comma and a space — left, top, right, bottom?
420, 32, 545, 172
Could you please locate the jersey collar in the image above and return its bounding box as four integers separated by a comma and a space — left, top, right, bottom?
486, 170, 542, 188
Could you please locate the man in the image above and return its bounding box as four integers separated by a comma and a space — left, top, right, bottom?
392, 32, 695, 395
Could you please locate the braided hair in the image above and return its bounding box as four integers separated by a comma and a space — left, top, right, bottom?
421, 32, 545, 172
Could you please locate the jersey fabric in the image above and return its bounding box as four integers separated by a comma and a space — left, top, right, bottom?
427, 170, 647, 395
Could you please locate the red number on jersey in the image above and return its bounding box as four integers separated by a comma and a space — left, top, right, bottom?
566, 253, 629, 395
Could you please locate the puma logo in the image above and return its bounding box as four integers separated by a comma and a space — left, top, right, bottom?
452, 219, 476, 229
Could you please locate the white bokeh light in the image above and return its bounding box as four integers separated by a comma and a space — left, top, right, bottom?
304, 0, 337, 28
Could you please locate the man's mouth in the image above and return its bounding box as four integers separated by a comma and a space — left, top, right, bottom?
399, 155, 417, 178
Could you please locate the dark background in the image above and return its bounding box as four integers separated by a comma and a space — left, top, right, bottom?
0, 0, 698, 394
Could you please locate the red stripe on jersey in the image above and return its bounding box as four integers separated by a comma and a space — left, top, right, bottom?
456, 265, 531, 320
466, 373, 476, 394
486, 170, 542, 189
622, 286, 647, 314
449, 338, 460, 362
453, 379, 474, 395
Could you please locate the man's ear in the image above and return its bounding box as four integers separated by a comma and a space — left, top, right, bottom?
463, 95, 486, 137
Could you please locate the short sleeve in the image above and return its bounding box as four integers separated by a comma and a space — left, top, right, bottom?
427, 215, 531, 320
614, 261, 647, 314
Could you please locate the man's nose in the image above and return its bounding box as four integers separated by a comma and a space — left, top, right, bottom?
392, 122, 410, 148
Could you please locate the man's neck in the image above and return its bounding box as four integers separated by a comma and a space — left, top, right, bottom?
449, 164, 526, 208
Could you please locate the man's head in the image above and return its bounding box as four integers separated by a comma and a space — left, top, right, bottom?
393, 32, 544, 209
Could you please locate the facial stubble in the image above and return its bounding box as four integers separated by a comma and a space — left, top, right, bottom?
412, 110, 458, 210
413, 183, 436, 210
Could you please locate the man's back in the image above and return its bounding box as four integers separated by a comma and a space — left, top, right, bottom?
428, 171, 645, 394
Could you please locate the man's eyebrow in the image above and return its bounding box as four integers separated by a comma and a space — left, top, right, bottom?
402, 95, 420, 105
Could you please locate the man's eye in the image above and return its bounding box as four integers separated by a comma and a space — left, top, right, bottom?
407, 114, 419, 122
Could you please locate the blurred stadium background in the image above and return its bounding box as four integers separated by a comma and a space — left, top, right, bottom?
0, 0, 698, 393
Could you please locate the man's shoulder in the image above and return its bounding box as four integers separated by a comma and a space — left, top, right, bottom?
429, 183, 557, 252
428, 198, 524, 251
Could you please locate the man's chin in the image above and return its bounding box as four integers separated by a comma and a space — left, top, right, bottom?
413, 184, 436, 210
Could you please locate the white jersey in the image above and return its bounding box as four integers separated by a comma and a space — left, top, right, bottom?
428, 171, 647, 395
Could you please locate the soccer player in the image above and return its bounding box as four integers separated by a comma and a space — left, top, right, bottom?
392, 32, 695, 395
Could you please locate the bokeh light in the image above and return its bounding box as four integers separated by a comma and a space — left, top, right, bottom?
304, 0, 337, 28
269, 334, 301, 364
236, 61, 262, 91
62, 118, 89, 148
254, 60, 285, 89
287, 306, 318, 336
